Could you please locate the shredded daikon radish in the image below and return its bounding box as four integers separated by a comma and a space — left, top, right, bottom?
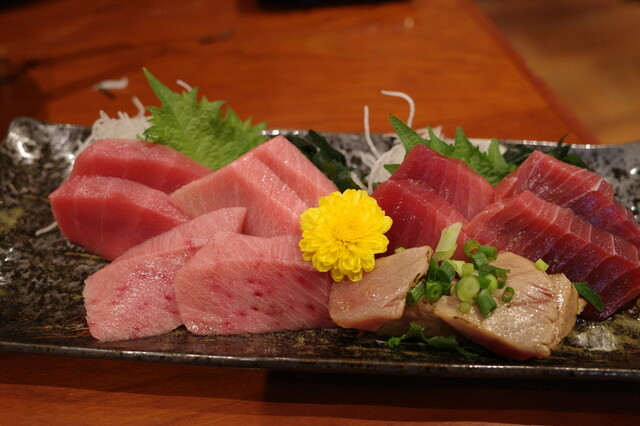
380, 90, 415, 128
363, 106, 382, 159
92, 76, 129, 91
176, 79, 193, 92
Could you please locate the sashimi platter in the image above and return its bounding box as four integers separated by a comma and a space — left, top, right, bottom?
2, 70, 640, 380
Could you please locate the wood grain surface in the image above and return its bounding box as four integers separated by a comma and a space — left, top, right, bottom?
2, 0, 638, 424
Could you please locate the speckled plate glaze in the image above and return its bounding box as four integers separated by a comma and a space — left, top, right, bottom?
2, 117, 640, 380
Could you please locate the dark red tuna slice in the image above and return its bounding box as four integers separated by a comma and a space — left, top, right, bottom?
389, 145, 495, 219
49, 175, 190, 260
494, 150, 640, 250
464, 191, 640, 319
70, 138, 211, 194
174, 232, 334, 335
372, 179, 469, 258
83, 207, 247, 341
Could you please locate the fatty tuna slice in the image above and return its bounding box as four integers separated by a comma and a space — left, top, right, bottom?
372, 179, 470, 258
389, 145, 495, 219
251, 135, 338, 206
83, 207, 247, 341
174, 232, 335, 335
70, 138, 211, 194
433, 252, 582, 360
495, 150, 640, 250
49, 175, 190, 260
118, 207, 246, 261
464, 191, 640, 319
170, 152, 308, 237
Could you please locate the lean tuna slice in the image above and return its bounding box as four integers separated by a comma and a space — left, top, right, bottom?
83, 207, 247, 341
372, 179, 470, 259
433, 252, 583, 360
70, 138, 211, 194
49, 175, 190, 260
464, 190, 640, 319
250, 135, 338, 206
389, 145, 495, 219
495, 150, 640, 250
174, 232, 335, 335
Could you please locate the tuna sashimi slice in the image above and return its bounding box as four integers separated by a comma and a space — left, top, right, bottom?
83, 249, 192, 341
170, 152, 308, 237
49, 175, 190, 260
251, 135, 338, 206
372, 179, 470, 258
118, 207, 246, 261
329, 246, 433, 331
389, 145, 495, 219
174, 232, 335, 335
70, 138, 211, 194
433, 252, 582, 360
464, 191, 640, 319
83, 207, 247, 341
494, 150, 640, 250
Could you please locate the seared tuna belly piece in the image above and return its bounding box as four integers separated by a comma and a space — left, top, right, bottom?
372, 179, 470, 258
389, 145, 495, 219
464, 191, 640, 319
83, 208, 247, 341
70, 138, 211, 194
174, 232, 335, 335
329, 246, 433, 332
495, 150, 640, 250
434, 252, 583, 360
49, 175, 190, 260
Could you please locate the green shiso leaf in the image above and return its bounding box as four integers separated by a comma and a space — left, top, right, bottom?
389, 114, 516, 185
142, 68, 267, 170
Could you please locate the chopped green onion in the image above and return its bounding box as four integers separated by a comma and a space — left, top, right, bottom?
464, 239, 498, 261
470, 251, 489, 268
461, 262, 475, 276
534, 258, 549, 272
572, 281, 604, 312
437, 260, 457, 283
425, 281, 443, 301
395, 247, 406, 253
479, 274, 498, 292
456, 275, 480, 302
406, 281, 426, 306
477, 289, 497, 317
464, 239, 481, 258
458, 301, 472, 314
434, 222, 462, 261
501, 286, 515, 303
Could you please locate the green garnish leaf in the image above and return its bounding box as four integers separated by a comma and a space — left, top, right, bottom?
573, 281, 604, 312
387, 323, 485, 359
142, 68, 267, 170
502, 140, 590, 170
287, 130, 363, 191
389, 115, 516, 185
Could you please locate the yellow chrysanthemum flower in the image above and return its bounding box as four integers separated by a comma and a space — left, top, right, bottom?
299, 189, 393, 282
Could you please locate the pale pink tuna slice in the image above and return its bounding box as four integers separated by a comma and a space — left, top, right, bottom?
372, 179, 470, 259
83, 208, 247, 341
251, 135, 338, 206
70, 138, 211, 194
83, 249, 192, 341
494, 150, 640, 250
170, 153, 308, 237
389, 145, 495, 219
433, 252, 582, 360
463, 191, 640, 320
329, 246, 433, 332
174, 232, 334, 335
49, 175, 190, 260
118, 207, 246, 261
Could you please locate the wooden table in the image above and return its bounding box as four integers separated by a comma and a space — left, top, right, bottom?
2, 0, 638, 424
